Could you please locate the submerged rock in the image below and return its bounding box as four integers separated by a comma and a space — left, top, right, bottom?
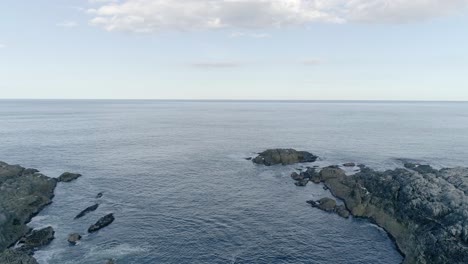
343, 163, 356, 167
96, 192, 104, 198
105, 259, 115, 264
253, 149, 317, 166
88, 213, 115, 233
75, 204, 99, 219
294, 179, 309, 187
67, 233, 81, 245
58, 172, 82, 182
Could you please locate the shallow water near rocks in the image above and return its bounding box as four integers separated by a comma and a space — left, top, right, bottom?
2, 100, 468, 264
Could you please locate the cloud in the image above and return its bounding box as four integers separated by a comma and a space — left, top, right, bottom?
229, 32, 271, 38
191, 62, 243, 68
87, 0, 468, 33
0, 44, 5, 49
57, 21, 79, 28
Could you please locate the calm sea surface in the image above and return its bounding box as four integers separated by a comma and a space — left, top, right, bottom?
1, 100, 468, 264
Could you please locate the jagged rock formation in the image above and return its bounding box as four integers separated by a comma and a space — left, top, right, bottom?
0, 161, 57, 262
252, 149, 317, 166
316, 164, 468, 264
75, 204, 99, 219
88, 213, 115, 233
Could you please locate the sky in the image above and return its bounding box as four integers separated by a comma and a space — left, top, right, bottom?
1, 0, 468, 100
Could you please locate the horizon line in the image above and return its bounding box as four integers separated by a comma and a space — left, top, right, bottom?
0, 98, 468, 103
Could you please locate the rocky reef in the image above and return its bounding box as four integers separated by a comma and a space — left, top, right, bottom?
0, 161, 57, 263
254, 149, 468, 264
0, 161, 114, 263
316, 164, 468, 264
252, 149, 317, 166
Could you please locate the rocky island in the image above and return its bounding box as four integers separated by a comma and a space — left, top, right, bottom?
253, 149, 468, 264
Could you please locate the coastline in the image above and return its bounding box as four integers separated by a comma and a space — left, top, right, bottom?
253, 149, 468, 264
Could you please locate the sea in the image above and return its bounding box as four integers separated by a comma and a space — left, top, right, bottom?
1, 100, 468, 264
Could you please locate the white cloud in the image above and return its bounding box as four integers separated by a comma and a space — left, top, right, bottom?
57, 21, 79, 28
0, 43, 5, 49
88, 0, 468, 33
229, 32, 271, 38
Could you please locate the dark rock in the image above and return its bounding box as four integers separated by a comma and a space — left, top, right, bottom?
75, 204, 99, 219
316, 165, 468, 264
343, 163, 356, 167
0, 249, 38, 264
405, 163, 438, 174
105, 259, 115, 264
335, 205, 350, 218
96, 192, 103, 198
290, 172, 303, 181
88, 213, 115, 233
0, 162, 57, 251
18, 226, 54, 252
323, 185, 329, 190
294, 179, 309, 187
252, 149, 317, 166
316, 198, 336, 212
67, 233, 81, 245
58, 172, 82, 182
244, 157, 252, 161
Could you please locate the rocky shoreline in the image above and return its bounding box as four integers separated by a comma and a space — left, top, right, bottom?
0, 161, 115, 264
253, 149, 468, 264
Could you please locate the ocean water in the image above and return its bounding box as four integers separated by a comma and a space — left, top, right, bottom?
1, 100, 468, 264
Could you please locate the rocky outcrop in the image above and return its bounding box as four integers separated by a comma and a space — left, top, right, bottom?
306, 198, 350, 218
75, 204, 99, 219
96, 192, 104, 199
315, 164, 468, 264
17, 226, 55, 254
0, 249, 38, 264
0, 161, 57, 251
67, 233, 81, 245
58, 172, 82, 182
88, 214, 115, 233
253, 149, 317, 166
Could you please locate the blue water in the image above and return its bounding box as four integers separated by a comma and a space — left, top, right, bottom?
2, 100, 468, 264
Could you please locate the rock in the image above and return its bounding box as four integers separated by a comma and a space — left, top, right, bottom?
404, 163, 438, 174
315, 165, 468, 264
335, 205, 350, 218
0, 249, 38, 264
294, 179, 309, 187
252, 149, 318, 166
244, 157, 252, 161
343, 163, 356, 167
75, 204, 99, 219
18, 226, 54, 253
105, 259, 115, 264
290, 172, 303, 181
316, 198, 336, 212
67, 233, 81, 245
0, 162, 57, 251
88, 213, 115, 233
58, 172, 82, 182
96, 192, 104, 198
